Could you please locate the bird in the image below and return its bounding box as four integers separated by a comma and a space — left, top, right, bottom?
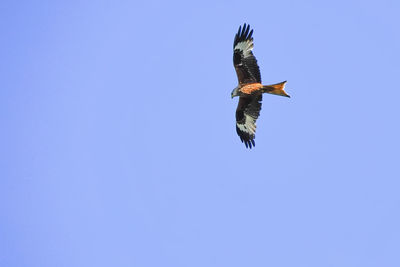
231, 23, 290, 149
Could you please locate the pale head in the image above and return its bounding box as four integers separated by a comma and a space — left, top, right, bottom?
231, 86, 240, 98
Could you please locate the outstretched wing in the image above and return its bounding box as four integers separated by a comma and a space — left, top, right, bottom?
233, 24, 262, 85
236, 95, 262, 149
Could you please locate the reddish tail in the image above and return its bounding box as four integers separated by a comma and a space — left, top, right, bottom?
262, 81, 290, 97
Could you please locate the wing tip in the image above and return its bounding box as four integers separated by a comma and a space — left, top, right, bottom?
245, 139, 255, 149
240, 136, 256, 149
234, 23, 254, 48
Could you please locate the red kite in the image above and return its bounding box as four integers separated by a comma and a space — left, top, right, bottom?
232, 23, 290, 148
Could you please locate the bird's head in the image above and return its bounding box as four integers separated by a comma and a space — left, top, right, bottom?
231, 86, 240, 99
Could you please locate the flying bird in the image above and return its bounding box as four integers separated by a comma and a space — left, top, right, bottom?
231, 23, 290, 148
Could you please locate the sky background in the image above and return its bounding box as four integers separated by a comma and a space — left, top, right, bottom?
1, 0, 400, 266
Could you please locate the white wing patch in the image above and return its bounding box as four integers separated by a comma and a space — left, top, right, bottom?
234, 39, 254, 58
237, 114, 257, 135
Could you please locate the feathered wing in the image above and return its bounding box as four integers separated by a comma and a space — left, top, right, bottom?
236, 95, 262, 148
233, 24, 262, 85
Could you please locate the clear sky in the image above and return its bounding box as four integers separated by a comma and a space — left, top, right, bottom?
1, 0, 400, 266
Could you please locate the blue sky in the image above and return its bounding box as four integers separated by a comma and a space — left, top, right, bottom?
1, 0, 400, 266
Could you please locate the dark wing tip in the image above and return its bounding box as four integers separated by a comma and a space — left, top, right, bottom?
244, 139, 255, 149
238, 130, 256, 149
233, 23, 253, 48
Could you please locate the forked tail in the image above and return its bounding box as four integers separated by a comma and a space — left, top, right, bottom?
262, 81, 290, 97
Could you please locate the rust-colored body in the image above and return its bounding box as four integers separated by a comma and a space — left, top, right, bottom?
240, 83, 263, 95
239, 81, 289, 97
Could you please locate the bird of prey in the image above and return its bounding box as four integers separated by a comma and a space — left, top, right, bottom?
231, 23, 290, 149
